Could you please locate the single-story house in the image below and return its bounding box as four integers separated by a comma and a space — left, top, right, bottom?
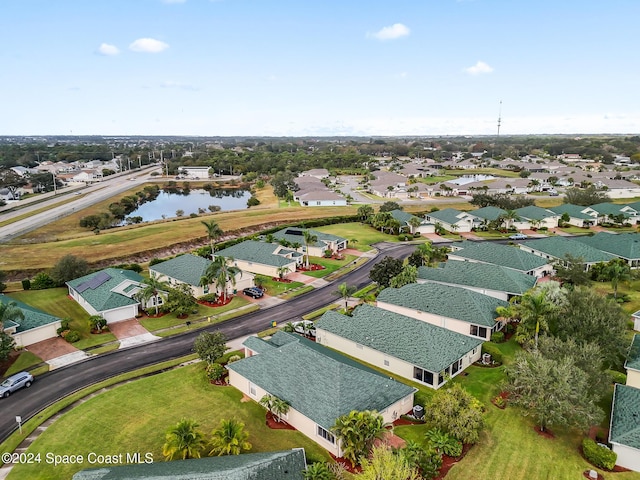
300, 168, 330, 179
376, 283, 508, 341
469, 206, 508, 226
423, 208, 480, 233
215, 240, 301, 278
297, 190, 347, 207
609, 384, 640, 472
316, 304, 483, 389
589, 202, 639, 225
520, 236, 616, 270
573, 232, 640, 268
72, 449, 308, 480
67, 268, 147, 323
416, 261, 537, 301
596, 179, 640, 199
548, 204, 597, 227
448, 241, 553, 277
513, 206, 559, 230
178, 166, 210, 179
388, 209, 435, 234
150, 253, 254, 298
0, 294, 62, 347
272, 227, 347, 257
228, 331, 416, 457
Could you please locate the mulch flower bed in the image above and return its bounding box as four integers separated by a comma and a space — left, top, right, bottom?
297, 264, 325, 272
491, 391, 510, 409
142, 311, 168, 318
265, 412, 296, 430
330, 454, 362, 475
534, 426, 555, 439
434, 443, 473, 480
392, 417, 424, 427
197, 296, 233, 308
271, 277, 293, 283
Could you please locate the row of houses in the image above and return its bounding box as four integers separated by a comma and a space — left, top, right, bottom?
293, 169, 348, 207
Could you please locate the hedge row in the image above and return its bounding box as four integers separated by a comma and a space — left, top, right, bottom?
582, 438, 617, 470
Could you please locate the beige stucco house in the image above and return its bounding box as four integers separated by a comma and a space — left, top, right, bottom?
0, 294, 62, 347
215, 240, 301, 278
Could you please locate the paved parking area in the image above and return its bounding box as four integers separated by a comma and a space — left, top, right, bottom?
108, 319, 149, 339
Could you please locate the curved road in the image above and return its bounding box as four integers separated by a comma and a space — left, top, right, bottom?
0, 242, 419, 444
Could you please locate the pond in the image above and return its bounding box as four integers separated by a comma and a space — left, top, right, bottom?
125, 189, 250, 222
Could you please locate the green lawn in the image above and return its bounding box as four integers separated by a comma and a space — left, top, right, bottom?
7, 288, 118, 349
255, 275, 304, 296
315, 222, 396, 251
7, 364, 330, 480
139, 296, 250, 332
558, 226, 595, 235
3, 351, 44, 377
301, 255, 357, 278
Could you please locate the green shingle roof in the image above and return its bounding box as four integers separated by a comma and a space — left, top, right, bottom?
521, 236, 616, 263
417, 261, 536, 295
388, 209, 425, 225
376, 283, 508, 327
451, 241, 549, 272
625, 334, 640, 372
574, 232, 640, 260
316, 304, 482, 374
150, 254, 211, 286
228, 332, 416, 430
71, 449, 307, 480
216, 240, 296, 268
0, 294, 60, 333
589, 202, 635, 217
470, 206, 507, 221
548, 204, 594, 220
272, 227, 346, 248
425, 208, 468, 225
609, 384, 640, 450
514, 205, 558, 221
67, 268, 144, 312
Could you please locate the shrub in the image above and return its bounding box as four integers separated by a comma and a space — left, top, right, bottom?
582, 438, 617, 470
113, 263, 143, 273
398, 234, 411, 241
21, 279, 31, 290
227, 355, 242, 364
64, 330, 81, 343
491, 331, 505, 343
149, 258, 164, 267
199, 293, 218, 303
606, 369, 627, 385
206, 363, 226, 381
31, 272, 56, 290
247, 196, 260, 207
481, 343, 503, 364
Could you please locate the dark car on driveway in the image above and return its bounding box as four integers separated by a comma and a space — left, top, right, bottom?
243, 287, 264, 299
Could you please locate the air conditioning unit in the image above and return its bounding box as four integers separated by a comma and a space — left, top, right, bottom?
482, 353, 492, 365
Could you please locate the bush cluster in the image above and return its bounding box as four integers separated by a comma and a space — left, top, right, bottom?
481, 343, 503, 364
490, 331, 505, 343
582, 438, 617, 470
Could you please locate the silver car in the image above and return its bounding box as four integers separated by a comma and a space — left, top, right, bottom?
0, 371, 34, 398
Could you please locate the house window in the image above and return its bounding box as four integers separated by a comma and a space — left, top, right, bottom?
249, 382, 256, 397
451, 359, 462, 375
413, 366, 434, 386
203, 285, 209, 294
470, 325, 487, 339
317, 426, 335, 444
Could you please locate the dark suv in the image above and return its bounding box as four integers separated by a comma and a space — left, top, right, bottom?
0, 372, 34, 398
243, 287, 264, 299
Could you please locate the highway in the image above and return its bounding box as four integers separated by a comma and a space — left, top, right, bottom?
0, 242, 418, 443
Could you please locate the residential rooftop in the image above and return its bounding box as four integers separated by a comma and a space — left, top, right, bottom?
450, 241, 549, 272
376, 282, 508, 327
625, 334, 640, 372
216, 240, 295, 267
150, 253, 211, 286
548, 204, 595, 220
574, 232, 640, 261
514, 205, 558, 220
521, 236, 616, 263
272, 227, 346, 248
317, 304, 483, 373
67, 268, 143, 312
0, 294, 61, 333
609, 384, 640, 451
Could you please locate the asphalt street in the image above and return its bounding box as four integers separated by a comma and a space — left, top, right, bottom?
0, 242, 419, 443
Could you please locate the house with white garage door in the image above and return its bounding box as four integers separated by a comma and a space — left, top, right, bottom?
0, 294, 62, 347
67, 268, 147, 323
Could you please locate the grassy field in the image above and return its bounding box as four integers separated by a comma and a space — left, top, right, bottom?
302, 254, 357, 278
315, 222, 397, 251
6, 363, 330, 480
7, 288, 118, 348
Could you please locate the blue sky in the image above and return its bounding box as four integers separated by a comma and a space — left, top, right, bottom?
1, 0, 638, 136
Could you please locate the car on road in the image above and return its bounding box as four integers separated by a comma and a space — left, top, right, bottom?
243, 287, 264, 299
509, 233, 528, 240
0, 372, 34, 398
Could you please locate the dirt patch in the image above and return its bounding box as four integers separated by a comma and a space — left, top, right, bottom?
240, 394, 252, 403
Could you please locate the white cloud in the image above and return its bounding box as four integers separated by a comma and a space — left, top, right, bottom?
129, 38, 169, 53
160, 80, 198, 90
97, 43, 119, 56
368, 23, 410, 41
464, 61, 494, 75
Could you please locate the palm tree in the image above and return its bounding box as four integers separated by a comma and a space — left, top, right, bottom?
162, 418, 206, 461
502, 210, 521, 229
201, 220, 223, 259
303, 230, 318, 268
260, 394, 290, 423
208, 418, 252, 456
202, 256, 242, 303
408, 216, 422, 234
331, 410, 388, 467
515, 290, 555, 350
337, 282, 357, 311
0, 301, 25, 332
276, 265, 290, 280
135, 277, 170, 315
605, 261, 631, 298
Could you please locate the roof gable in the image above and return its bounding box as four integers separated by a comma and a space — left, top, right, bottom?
316, 305, 482, 373
470, 206, 507, 221
216, 240, 296, 268
548, 204, 595, 220
514, 205, 558, 221
272, 227, 346, 247
150, 254, 211, 286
